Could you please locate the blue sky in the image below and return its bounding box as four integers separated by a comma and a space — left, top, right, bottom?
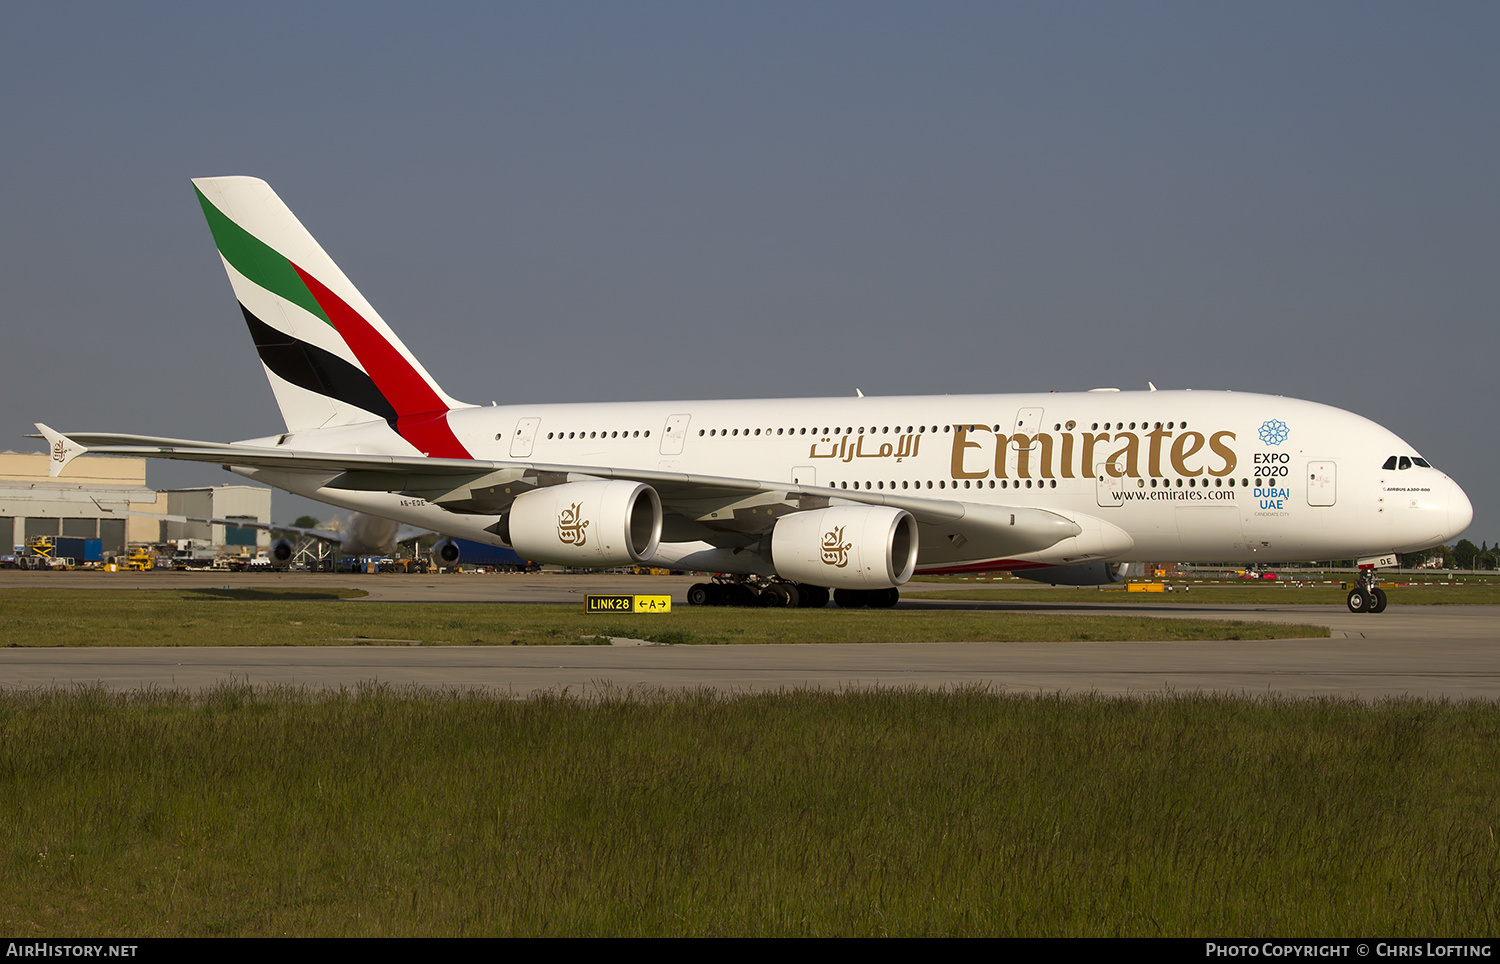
3, 2, 1495, 540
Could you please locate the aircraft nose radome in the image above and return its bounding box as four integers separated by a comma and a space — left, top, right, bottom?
1448, 478, 1474, 540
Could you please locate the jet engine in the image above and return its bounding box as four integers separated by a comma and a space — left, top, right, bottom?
769, 505, 918, 589
1018, 561, 1137, 586
342, 513, 401, 556
431, 536, 461, 567
503, 480, 662, 567
268, 538, 295, 566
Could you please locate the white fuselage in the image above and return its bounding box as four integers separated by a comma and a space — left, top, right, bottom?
237, 388, 1472, 572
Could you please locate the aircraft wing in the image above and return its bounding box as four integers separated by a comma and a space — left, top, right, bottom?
100, 504, 433, 556
36, 425, 1084, 559
95, 503, 348, 545
36, 428, 504, 478
37, 424, 804, 505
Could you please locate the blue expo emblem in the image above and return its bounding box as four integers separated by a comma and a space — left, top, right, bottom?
1258, 419, 1290, 446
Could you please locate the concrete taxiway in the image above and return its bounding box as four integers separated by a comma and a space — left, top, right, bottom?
0, 571, 1494, 700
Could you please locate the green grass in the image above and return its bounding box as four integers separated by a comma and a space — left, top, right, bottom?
1, 685, 1495, 936
0, 588, 1325, 646
915, 582, 1500, 605
914, 571, 1500, 584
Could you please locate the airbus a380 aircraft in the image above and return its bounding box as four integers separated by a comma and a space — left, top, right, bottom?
36, 177, 1472, 613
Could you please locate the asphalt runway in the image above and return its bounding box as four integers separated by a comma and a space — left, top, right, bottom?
1, 571, 1495, 700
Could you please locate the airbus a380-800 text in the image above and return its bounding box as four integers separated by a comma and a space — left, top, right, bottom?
35, 177, 1472, 613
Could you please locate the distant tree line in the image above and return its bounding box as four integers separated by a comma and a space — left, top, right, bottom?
1395, 539, 1496, 570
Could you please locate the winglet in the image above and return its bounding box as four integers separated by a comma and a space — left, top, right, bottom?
34, 423, 87, 477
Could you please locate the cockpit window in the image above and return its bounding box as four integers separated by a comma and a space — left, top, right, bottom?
1382, 456, 1398, 470
1398, 456, 1412, 470
1413, 457, 1431, 468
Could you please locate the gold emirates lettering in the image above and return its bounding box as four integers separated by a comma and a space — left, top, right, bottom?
947, 425, 1238, 480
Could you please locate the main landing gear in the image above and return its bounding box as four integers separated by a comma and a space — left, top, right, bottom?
832, 587, 901, 609
685, 577, 901, 609
1346, 570, 1388, 614
686, 577, 824, 608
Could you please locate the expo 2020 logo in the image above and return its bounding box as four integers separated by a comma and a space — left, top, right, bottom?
1258, 419, 1289, 446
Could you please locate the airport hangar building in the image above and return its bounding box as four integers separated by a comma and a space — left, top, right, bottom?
0, 452, 271, 559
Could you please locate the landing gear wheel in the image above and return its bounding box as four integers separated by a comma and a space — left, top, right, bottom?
1370, 587, 1388, 613
687, 583, 711, 606
759, 583, 798, 608
1347, 588, 1369, 613
796, 585, 829, 609
833, 588, 866, 609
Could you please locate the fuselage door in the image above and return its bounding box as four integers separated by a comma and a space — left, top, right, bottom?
660, 414, 692, 456
1095, 461, 1124, 507
1307, 460, 1336, 507
509, 417, 541, 458
1012, 407, 1044, 436
1005, 407, 1044, 477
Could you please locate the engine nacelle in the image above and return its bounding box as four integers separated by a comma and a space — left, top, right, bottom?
505, 480, 662, 567
1018, 561, 1137, 586
431, 536, 461, 567
269, 538, 294, 565
769, 506, 918, 590
343, 513, 401, 556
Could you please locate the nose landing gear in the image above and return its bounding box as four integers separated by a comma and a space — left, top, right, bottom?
1346, 572, 1388, 613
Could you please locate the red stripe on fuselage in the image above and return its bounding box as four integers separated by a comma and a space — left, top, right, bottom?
292, 264, 471, 459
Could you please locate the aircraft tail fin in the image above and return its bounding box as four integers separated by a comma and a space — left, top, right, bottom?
192, 176, 473, 455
